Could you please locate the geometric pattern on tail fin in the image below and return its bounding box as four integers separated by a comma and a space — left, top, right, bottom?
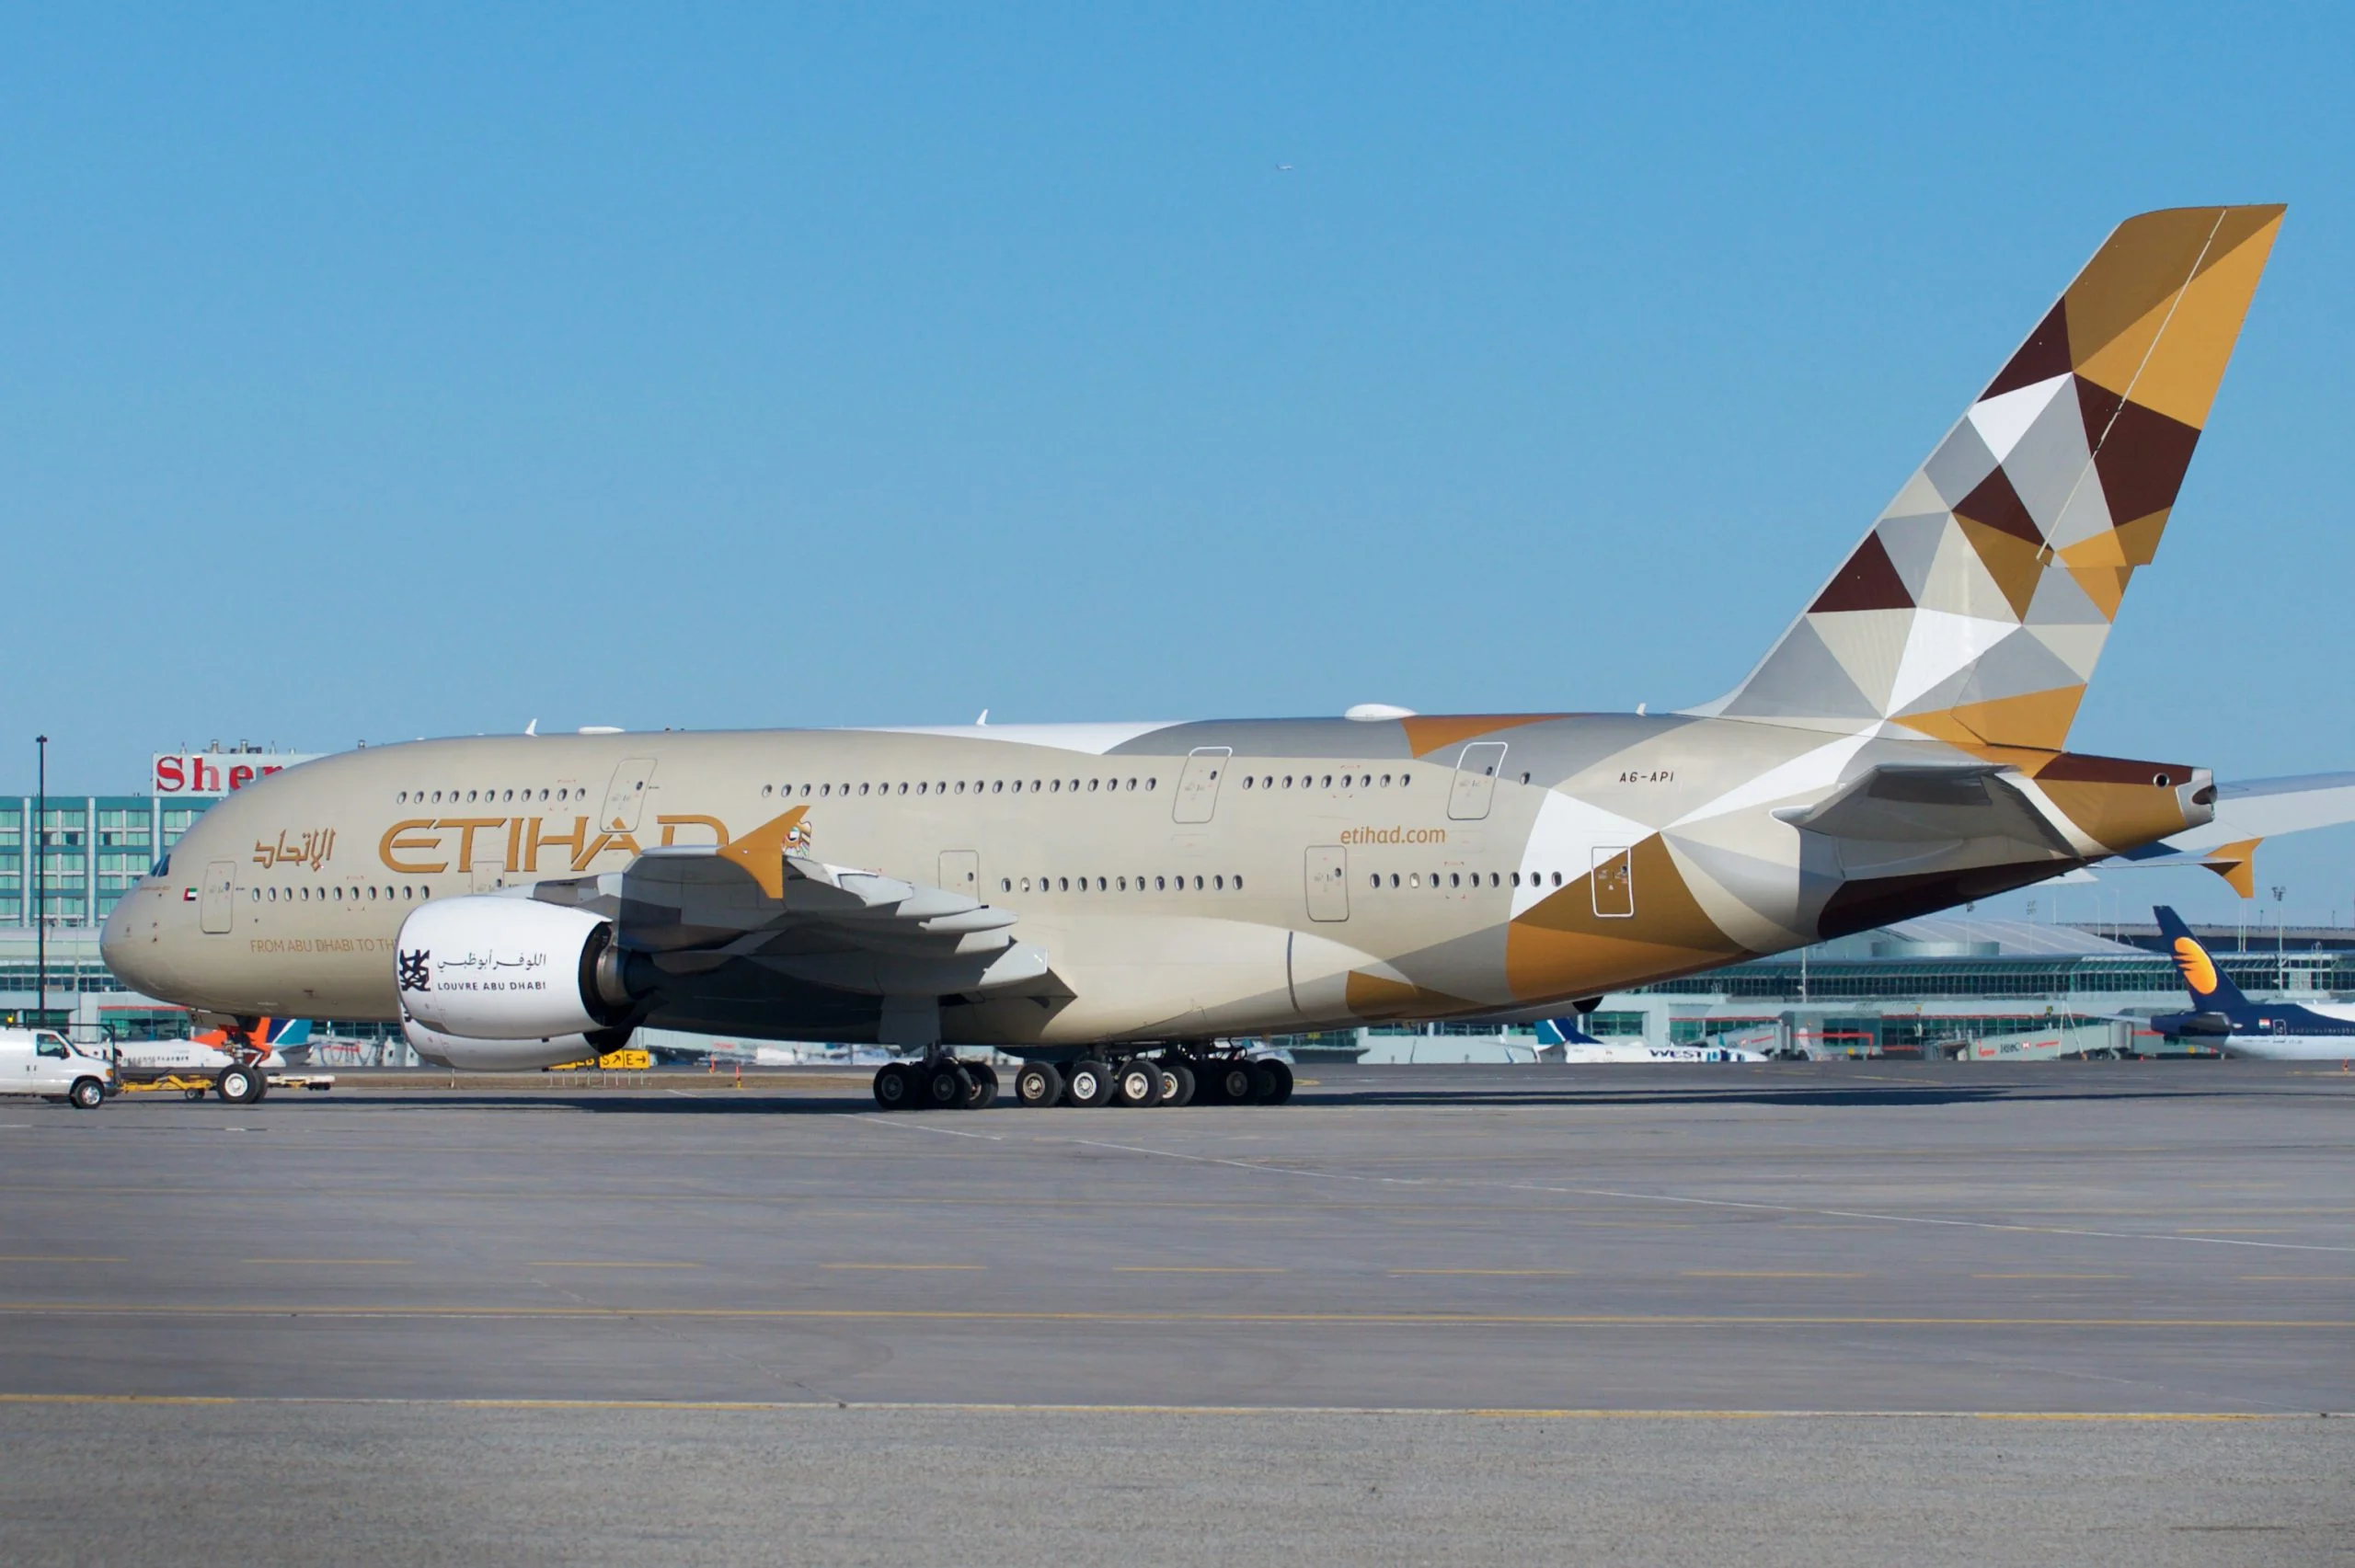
1699, 205, 2285, 751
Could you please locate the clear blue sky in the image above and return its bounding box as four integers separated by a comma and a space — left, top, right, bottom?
5, 5, 2349, 929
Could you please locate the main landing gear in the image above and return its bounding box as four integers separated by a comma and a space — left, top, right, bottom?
870, 1053, 999, 1112
1004, 1047, 1289, 1109
871, 1047, 1290, 1110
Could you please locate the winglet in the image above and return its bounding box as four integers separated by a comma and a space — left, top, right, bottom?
717, 807, 809, 899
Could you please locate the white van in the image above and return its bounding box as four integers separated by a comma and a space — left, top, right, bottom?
0, 1029, 115, 1109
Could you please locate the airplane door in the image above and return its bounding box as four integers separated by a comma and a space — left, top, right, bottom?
600, 757, 659, 834
1447, 742, 1509, 821
1173, 748, 1232, 825
200, 860, 237, 934
1304, 845, 1350, 922
938, 851, 981, 903
1591, 845, 1635, 919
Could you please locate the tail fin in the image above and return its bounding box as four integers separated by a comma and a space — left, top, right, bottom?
1535, 1016, 1603, 1047
1700, 205, 2284, 750
2154, 904, 2251, 1011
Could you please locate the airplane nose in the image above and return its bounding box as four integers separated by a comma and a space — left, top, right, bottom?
100, 887, 179, 1000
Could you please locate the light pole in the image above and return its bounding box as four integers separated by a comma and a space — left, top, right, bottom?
2272, 884, 2287, 992
33, 735, 46, 1029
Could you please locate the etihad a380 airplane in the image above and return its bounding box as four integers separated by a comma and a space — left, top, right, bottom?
103, 204, 2283, 1111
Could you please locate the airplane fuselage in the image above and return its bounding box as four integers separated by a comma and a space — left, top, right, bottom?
102, 714, 2208, 1052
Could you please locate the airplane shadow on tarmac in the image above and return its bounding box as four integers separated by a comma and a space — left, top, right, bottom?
328, 1077, 2243, 1116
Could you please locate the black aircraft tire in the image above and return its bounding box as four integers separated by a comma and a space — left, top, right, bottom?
923, 1064, 970, 1110
1246, 1060, 1279, 1104
1014, 1061, 1063, 1107
965, 1063, 1000, 1110
1213, 1062, 1256, 1104
1112, 1059, 1164, 1107
872, 1063, 914, 1111
1158, 1060, 1195, 1108
1261, 1059, 1293, 1104
1064, 1059, 1112, 1107
216, 1066, 258, 1105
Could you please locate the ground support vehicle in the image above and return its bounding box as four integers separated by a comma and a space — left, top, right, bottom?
0, 1029, 116, 1109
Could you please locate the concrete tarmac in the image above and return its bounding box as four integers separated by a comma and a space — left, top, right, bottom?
3, 1061, 2349, 1564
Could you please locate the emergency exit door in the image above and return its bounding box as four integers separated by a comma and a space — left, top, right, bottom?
1448, 742, 1509, 820
1304, 845, 1350, 922
1173, 748, 1232, 824
600, 757, 659, 833
1591, 845, 1636, 919
938, 851, 981, 903
201, 860, 237, 934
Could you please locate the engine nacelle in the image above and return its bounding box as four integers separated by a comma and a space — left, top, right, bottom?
401, 1015, 630, 1072
395, 896, 631, 1040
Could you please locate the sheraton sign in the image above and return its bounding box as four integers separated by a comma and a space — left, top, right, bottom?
153, 751, 320, 796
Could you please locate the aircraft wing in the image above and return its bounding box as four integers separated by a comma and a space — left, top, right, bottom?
527, 842, 1056, 1000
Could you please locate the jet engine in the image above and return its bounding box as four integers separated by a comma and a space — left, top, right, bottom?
400, 1014, 630, 1072
395, 896, 634, 1040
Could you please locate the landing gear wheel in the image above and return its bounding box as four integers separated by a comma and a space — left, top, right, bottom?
922, 1063, 970, 1110
1063, 1059, 1112, 1107
68, 1077, 105, 1110
1260, 1058, 1293, 1104
964, 1062, 1000, 1110
1014, 1061, 1063, 1107
1112, 1059, 1165, 1107
872, 1062, 915, 1111
183, 1087, 208, 1102
1157, 1059, 1195, 1107
1246, 1060, 1279, 1104
216, 1065, 259, 1104
1212, 1061, 1256, 1104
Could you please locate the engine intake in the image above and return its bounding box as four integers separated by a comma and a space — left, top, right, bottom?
396, 896, 633, 1040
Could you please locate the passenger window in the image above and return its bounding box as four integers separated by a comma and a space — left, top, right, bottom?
1233, 876, 1243, 891
1389, 874, 1399, 887
1155, 876, 1166, 891
1051, 779, 1061, 793
1213, 876, 1224, 890
1144, 778, 1155, 790
1000, 877, 1012, 891
1550, 872, 1562, 887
